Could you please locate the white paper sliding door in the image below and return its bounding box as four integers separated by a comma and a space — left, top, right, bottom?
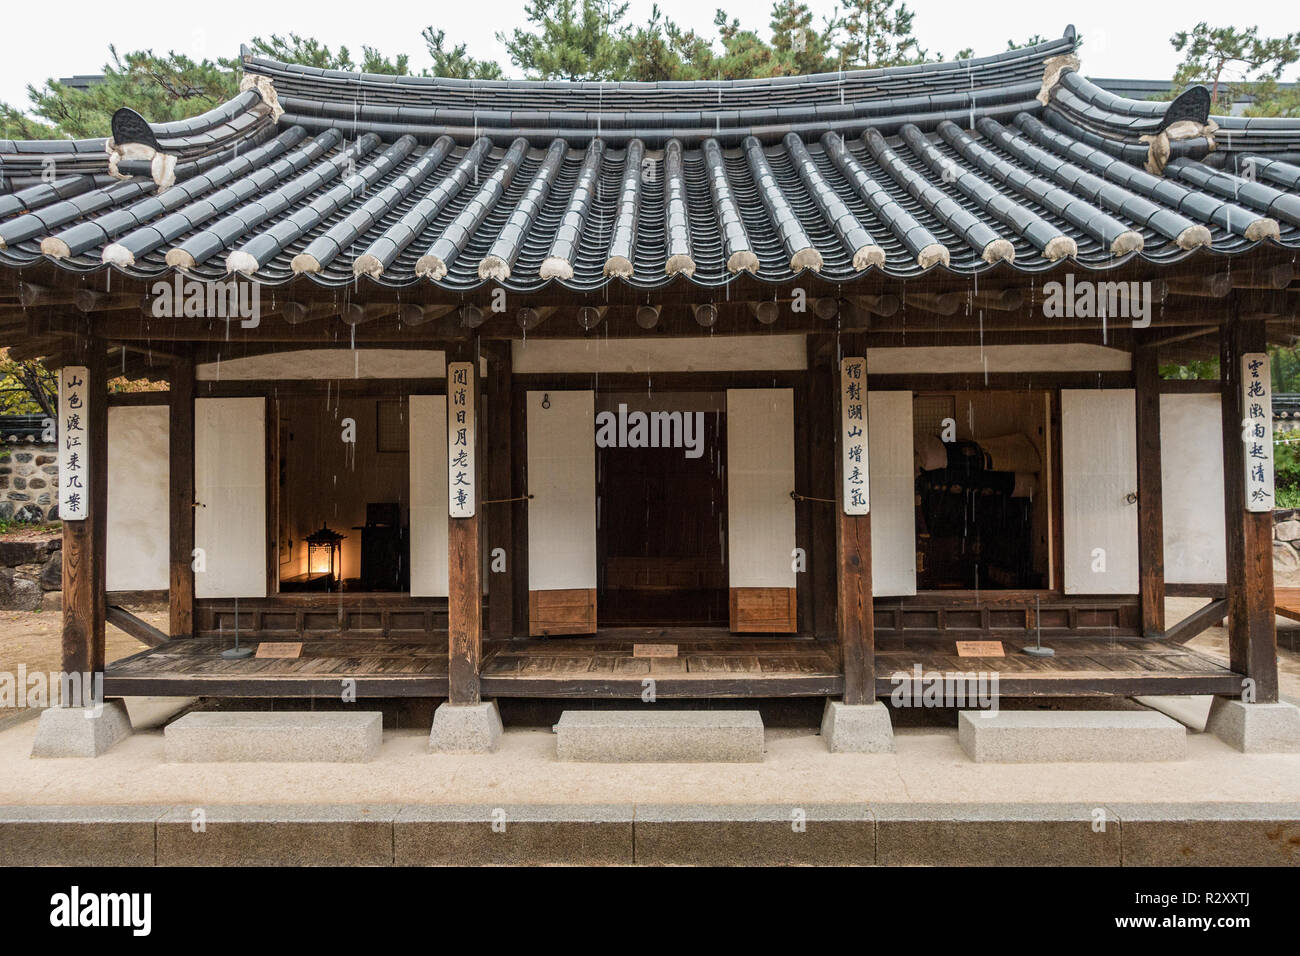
527, 390, 597, 635
1061, 389, 1139, 594
1161, 393, 1226, 584
869, 391, 916, 596
726, 388, 797, 632
106, 404, 169, 592
194, 397, 266, 598
409, 395, 449, 597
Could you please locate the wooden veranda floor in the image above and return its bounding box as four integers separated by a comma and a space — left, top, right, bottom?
102, 628, 1242, 699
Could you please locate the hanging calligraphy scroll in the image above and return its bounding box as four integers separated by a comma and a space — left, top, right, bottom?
447, 362, 476, 518
1241, 352, 1274, 512
840, 356, 869, 515
58, 366, 90, 521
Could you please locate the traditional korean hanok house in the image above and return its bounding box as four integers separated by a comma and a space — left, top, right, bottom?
3, 25, 1298, 753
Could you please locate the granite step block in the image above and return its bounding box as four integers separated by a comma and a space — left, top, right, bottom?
164, 711, 382, 762
554, 710, 764, 762
958, 710, 1187, 762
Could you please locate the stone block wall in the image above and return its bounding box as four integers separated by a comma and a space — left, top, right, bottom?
0, 538, 61, 611
0, 442, 58, 523
1274, 510, 1300, 587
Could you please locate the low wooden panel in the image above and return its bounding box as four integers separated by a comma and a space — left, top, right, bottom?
729, 587, 797, 634
530, 588, 597, 636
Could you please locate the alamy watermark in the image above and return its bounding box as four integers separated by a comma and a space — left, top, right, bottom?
1042, 273, 1153, 328
889, 664, 1000, 713
150, 275, 260, 328
0, 667, 104, 715
595, 403, 705, 459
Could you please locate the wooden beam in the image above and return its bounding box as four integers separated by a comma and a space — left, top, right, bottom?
74, 290, 143, 313
969, 288, 1025, 312
1163, 599, 1228, 645
446, 340, 483, 704
1220, 307, 1278, 701
18, 283, 75, 308
106, 605, 168, 648
1134, 345, 1165, 636
61, 337, 108, 689
169, 354, 195, 639
903, 292, 961, 315
835, 333, 873, 704
485, 341, 513, 639
1167, 273, 1232, 298
1235, 289, 1300, 319
1233, 262, 1293, 290
850, 294, 900, 318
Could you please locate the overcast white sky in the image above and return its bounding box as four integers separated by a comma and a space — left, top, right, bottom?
3, 0, 1296, 114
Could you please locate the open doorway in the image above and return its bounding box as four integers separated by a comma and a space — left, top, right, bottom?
913, 390, 1052, 590
276, 395, 411, 593
596, 392, 727, 626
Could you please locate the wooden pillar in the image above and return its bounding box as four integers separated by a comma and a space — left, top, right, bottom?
60, 335, 108, 687
1220, 309, 1279, 702
485, 342, 513, 639
447, 341, 482, 704
834, 333, 874, 705
168, 353, 195, 639
1134, 345, 1166, 636
808, 337, 837, 640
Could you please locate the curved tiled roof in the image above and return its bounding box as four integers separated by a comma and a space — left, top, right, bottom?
2, 25, 1299, 296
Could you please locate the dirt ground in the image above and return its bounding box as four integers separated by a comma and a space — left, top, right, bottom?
0, 606, 160, 715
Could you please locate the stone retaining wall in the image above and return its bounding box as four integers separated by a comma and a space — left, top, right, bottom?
1275, 509, 1300, 587
0, 538, 61, 611
0, 442, 58, 523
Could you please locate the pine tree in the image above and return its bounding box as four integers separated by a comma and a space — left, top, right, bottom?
499, 0, 632, 81
422, 29, 505, 80
836, 0, 925, 69
768, 1, 838, 75
1171, 23, 1300, 109
2, 46, 239, 140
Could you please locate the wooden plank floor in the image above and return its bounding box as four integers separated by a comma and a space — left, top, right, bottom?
480, 629, 841, 697
103, 629, 1241, 699
1276, 587, 1300, 623
876, 635, 1240, 696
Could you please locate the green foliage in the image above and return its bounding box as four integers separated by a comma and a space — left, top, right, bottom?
0, 516, 60, 535
498, 0, 632, 81
622, 6, 718, 80
421, 29, 505, 80
1274, 428, 1300, 505
837, 0, 923, 69
2, 46, 240, 140
1159, 357, 1220, 380
1007, 36, 1046, 51
1277, 485, 1300, 509
1171, 23, 1300, 110
247, 34, 412, 75
0, 351, 57, 417
1159, 346, 1300, 389
3, 11, 1052, 136
1272, 346, 1300, 392
1241, 79, 1300, 118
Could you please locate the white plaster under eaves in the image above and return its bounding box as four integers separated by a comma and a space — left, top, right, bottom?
865, 344, 1131, 373
196, 349, 488, 381
510, 339, 1130, 375
512, 335, 809, 373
